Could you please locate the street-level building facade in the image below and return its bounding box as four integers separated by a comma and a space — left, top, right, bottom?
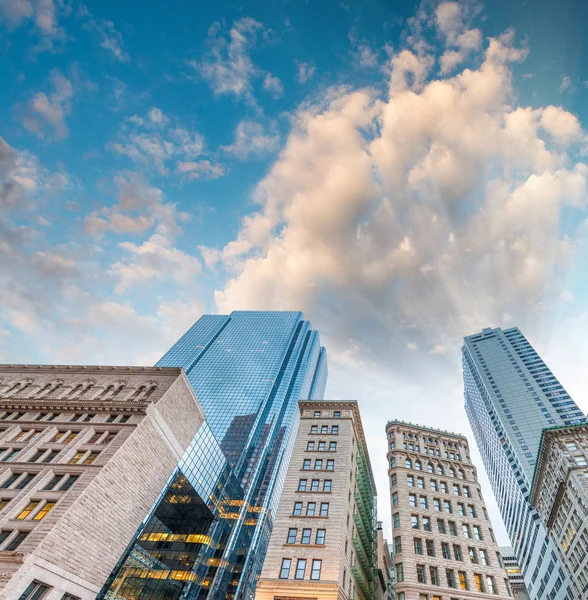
102, 311, 328, 600
255, 401, 377, 600
498, 547, 529, 600
530, 423, 588, 599
386, 420, 512, 600
463, 326, 583, 599
0, 364, 203, 600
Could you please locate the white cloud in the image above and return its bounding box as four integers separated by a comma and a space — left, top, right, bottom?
296, 61, 315, 84
209, 24, 588, 392
19, 70, 73, 141
109, 108, 212, 176
191, 17, 266, 102
176, 160, 227, 180
263, 73, 284, 98
221, 120, 280, 160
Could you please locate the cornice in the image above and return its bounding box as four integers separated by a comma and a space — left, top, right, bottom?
0, 364, 182, 375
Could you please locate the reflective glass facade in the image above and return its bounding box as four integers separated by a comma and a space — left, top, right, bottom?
463, 326, 584, 600
100, 311, 327, 600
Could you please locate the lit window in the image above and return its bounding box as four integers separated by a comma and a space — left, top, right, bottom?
69, 452, 85, 465
33, 502, 55, 521
16, 501, 40, 520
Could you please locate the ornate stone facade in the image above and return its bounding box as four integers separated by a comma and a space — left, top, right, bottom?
0, 364, 204, 600
386, 420, 512, 600
255, 401, 378, 600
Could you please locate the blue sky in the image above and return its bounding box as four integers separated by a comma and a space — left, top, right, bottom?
2, 0, 588, 543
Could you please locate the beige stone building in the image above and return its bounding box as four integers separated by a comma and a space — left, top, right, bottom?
386, 421, 512, 600
498, 548, 529, 600
0, 364, 204, 600
530, 423, 588, 599
255, 401, 378, 600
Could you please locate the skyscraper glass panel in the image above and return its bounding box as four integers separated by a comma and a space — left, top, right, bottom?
463, 326, 584, 600
100, 311, 327, 600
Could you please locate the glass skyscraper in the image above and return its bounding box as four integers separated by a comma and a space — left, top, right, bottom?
463, 326, 585, 600
100, 311, 327, 600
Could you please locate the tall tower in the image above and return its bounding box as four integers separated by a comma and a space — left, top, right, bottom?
101, 311, 328, 600
462, 326, 584, 600
386, 420, 512, 600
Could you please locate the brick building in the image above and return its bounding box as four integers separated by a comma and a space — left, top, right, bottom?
255, 401, 378, 600
0, 365, 204, 600
386, 421, 512, 600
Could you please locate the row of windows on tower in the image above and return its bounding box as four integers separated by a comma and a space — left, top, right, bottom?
394, 473, 481, 499
306, 440, 336, 451
392, 513, 496, 542
394, 535, 502, 567
286, 527, 326, 545
395, 563, 505, 595
292, 501, 330, 516
0, 412, 130, 424
297, 479, 332, 492
309, 425, 338, 434
393, 492, 484, 519
279, 557, 322, 580
389, 457, 474, 481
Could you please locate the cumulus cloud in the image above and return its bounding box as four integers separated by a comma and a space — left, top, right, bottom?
221, 120, 280, 160
19, 70, 73, 141
208, 23, 588, 382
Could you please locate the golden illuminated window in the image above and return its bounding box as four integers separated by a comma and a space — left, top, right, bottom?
12, 430, 31, 442
0, 499, 9, 510
16, 501, 39, 520
64, 432, 78, 443
33, 501, 55, 521
69, 452, 84, 464
84, 452, 99, 465
53, 431, 65, 442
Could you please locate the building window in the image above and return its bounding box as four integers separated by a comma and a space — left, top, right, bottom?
448, 521, 457, 536
394, 536, 402, 554
429, 566, 439, 586
474, 526, 482, 540
416, 564, 426, 584
392, 492, 399, 506
426, 539, 435, 556
16, 501, 40, 520
301, 528, 311, 544
414, 538, 423, 555
310, 426, 318, 434
310, 479, 319, 492
393, 513, 400, 528
431, 479, 438, 491
446, 569, 456, 588
315, 459, 323, 470
453, 545, 463, 561
411, 515, 419, 529
486, 576, 496, 594
307, 502, 316, 516
69, 452, 85, 465
295, 558, 307, 579
419, 496, 427, 509
331, 425, 339, 434
314, 411, 321, 417
441, 542, 451, 559
310, 559, 322, 580
318, 441, 325, 451
390, 474, 397, 486
307, 441, 315, 451
316, 529, 326, 544
406, 459, 412, 469
423, 517, 432, 531
329, 441, 337, 451
480, 549, 489, 565
458, 571, 469, 590
59, 475, 78, 491
4, 531, 29, 551
287, 528, 297, 544
323, 479, 332, 492
18, 581, 51, 600
320, 425, 328, 434
333, 411, 340, 418
407, 475, 414, 487
61, 595, 79, 600
298, 479, 307, 491
409, 494, 417, 507
326, 459, 334, 470
417, 477, 425, 489
279, 558, 291, 579
395, 563, 404, 583
462, 524, 471, 538
320, 502, 329, 516
293, 502, 302, 516
457, 503, 466, 516
474, 574, 484, 592
302, 459, 311, 470
469, 547, 478, 563
83, 452, 99, 465
437, 519, 446, 534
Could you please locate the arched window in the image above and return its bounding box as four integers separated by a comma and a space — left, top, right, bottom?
449, 467, 456, 478
437, 465, 444, 475
427, 463, 434, 473
415, 460, 422, 471
405, 458, 412, 469
458, 470, 465, 480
